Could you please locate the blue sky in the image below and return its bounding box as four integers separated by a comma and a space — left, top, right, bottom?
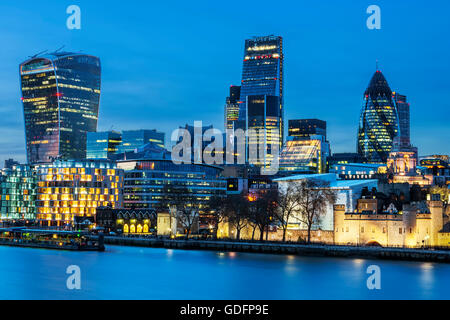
0, 0, 449, 164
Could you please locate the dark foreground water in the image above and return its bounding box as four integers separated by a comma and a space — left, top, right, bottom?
0, 245, 449, 300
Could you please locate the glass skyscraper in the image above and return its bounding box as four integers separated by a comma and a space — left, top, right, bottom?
247, 95, 281, 167
239, 35, 284, 142
393, 93, 411, 147
87, 131, 122, 160
20, 52, 101, 164
225, 85, 241, 130
280, 119, 330, 174
357, 70, 399, 163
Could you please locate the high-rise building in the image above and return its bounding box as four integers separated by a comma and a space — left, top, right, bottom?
393, 93, 411, 148
87, 131, 122, 160
20, 52, 101, 164
225, 85, 241, 130
247, 95, 281, 167
118, 130, 165, 154
279, 119, 330, 174
288, 119, 327, 140
239, 35, 284, 142
357, 70, 399, 163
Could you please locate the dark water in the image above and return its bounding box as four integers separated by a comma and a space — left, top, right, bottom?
0, 245, 449, 300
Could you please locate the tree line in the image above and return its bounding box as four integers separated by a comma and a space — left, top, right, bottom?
163, 179, 337, 244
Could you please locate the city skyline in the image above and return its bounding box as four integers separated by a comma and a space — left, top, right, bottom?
0, 1, 449, 165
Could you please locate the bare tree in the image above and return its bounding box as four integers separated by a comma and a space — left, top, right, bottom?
275, 182, 302, 242
295, 179, 337, 244
226, 193, 250, 240
160, 186, 201, 238
204, 195, 229, 239
251, 189, 278, 241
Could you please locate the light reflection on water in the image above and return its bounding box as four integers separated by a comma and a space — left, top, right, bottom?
0, 245, 449, 300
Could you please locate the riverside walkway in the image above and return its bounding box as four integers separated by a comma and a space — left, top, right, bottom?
104, 236, 450, 263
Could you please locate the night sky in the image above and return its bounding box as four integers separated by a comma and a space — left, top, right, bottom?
0, 0, 449, 164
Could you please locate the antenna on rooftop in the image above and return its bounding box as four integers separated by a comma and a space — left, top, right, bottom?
54, 45, 65, 53
29, 50, 48, 59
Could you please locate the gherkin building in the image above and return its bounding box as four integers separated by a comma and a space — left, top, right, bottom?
357, 70, 399, 163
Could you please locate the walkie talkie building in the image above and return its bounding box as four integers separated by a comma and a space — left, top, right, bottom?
239, 35, 284, 143
20, 52, 101, 164
357, 70, 399, 163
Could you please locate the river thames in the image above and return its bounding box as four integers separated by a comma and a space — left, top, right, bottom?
0, 245, 449, 300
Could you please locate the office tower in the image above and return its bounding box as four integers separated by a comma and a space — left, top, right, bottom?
0, 165, 36, 221
20, 52, 101, 164
393, 93, 411, 147
225, 85, 241, 130
280, 119, 330, 174
288, 119, 327, 139
357, 70, 399, 163
118, 130, 165, 154
35, 160, 123, 227
117, 158, 226, 211
247, 95, 281, 167
239, 35, 284, 142
87, 131, 122, 160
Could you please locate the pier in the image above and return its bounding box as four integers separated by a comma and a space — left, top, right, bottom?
0, 228, 105, 251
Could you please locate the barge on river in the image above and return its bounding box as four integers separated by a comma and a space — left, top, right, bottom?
0, 228, 105, 251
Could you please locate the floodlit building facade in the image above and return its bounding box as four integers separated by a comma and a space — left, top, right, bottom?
334, 198, 446, 247
20, 52, 101, 163
0, 165, 36, 221
35, 160, 124, 227
279, 119, 330, 174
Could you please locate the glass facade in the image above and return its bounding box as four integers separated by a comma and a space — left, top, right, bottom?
239, 35, 284, 142
279, 137, 330, 174
393, 93, 411, 147
118, 160, 226, 210
247, 95, 281, 168
87, 131, 122, 160
0, 165, 36, 221
20, 52, 101, 163
35, 160, 123, 226
225, 85, 241, 130
289, 119, 327, 139
358, 71, 399, 163
118, 130, 165, 154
